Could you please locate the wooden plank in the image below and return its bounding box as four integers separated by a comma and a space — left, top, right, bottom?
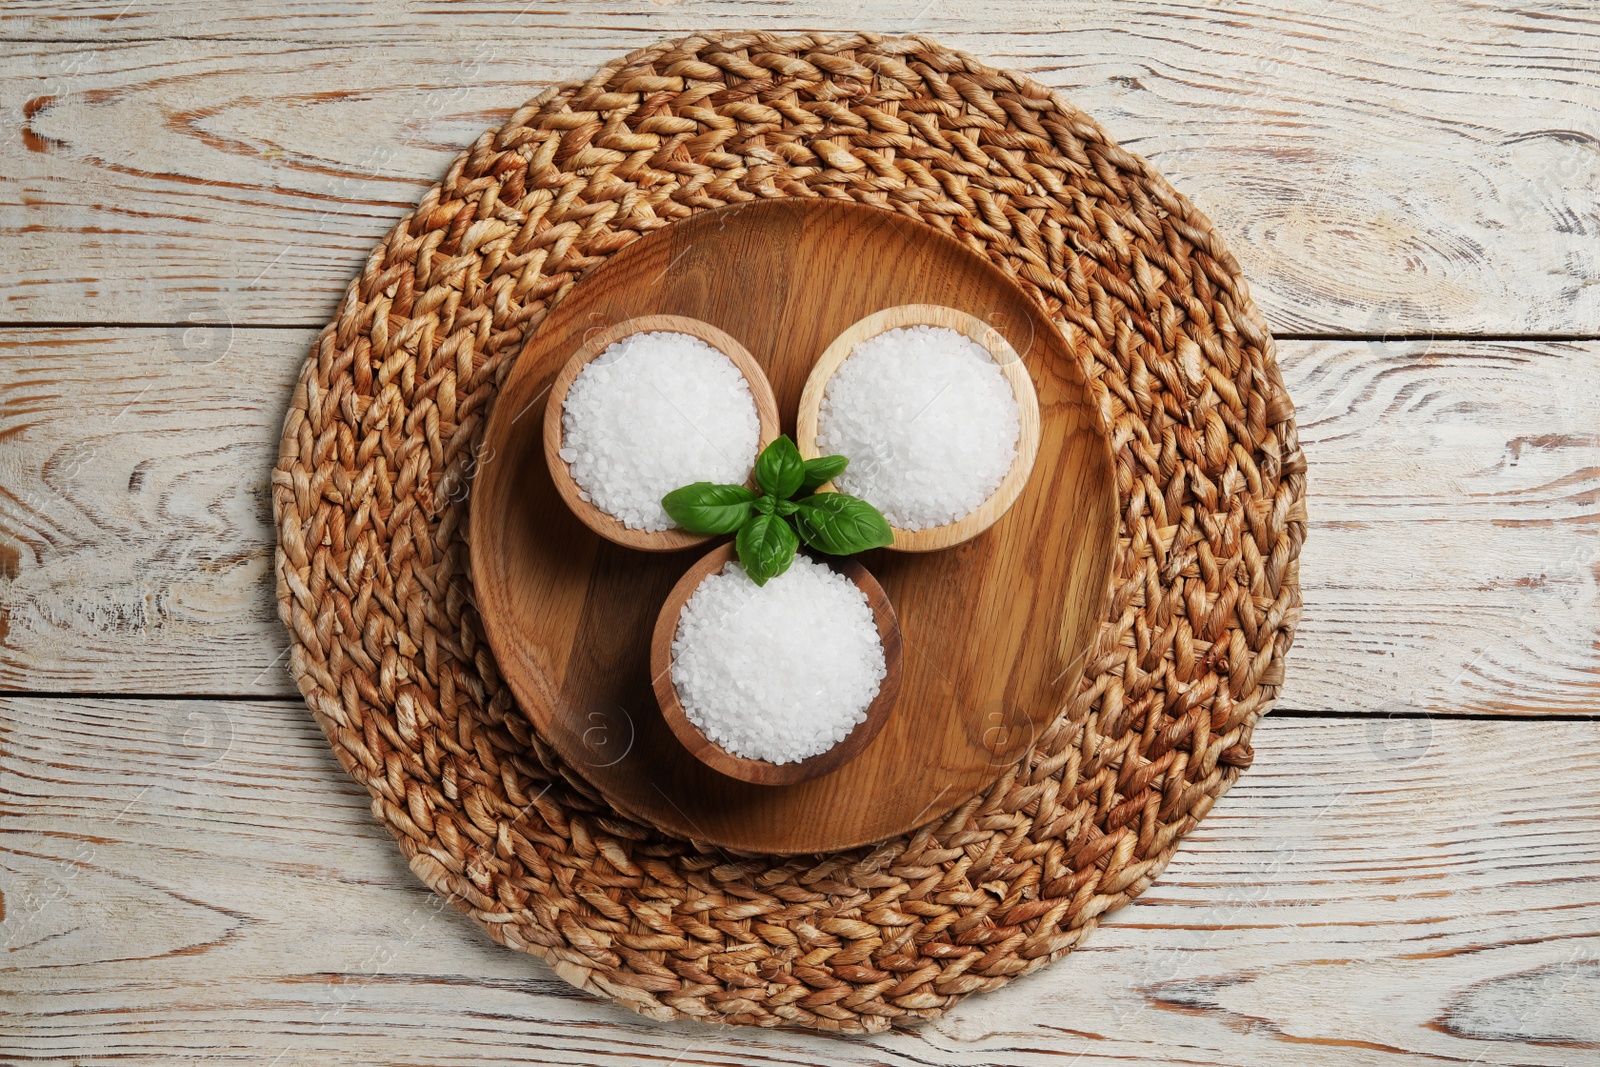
3, 697, 1597, 1064
1281, 339, 1600, 715
1, 2, 1597, 332
0, 327, 302, 694
3, 331, 1597, 711
0, 1, 1036, 41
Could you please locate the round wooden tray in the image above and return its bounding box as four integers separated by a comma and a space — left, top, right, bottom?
471, 198, 1117, 854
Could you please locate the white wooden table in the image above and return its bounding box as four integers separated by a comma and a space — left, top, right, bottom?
3, 3, 1597, 1064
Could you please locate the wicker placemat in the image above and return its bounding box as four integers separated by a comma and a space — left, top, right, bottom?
273, 31, 1305, 1032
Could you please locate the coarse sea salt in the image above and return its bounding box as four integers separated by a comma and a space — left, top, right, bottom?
671, 555, 886, 765
816, 324, 1020, 530
559, 331, 760, 531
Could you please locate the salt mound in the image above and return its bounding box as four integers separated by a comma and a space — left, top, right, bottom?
816, 324, 1019, 530
559, 331, 760, 531
671, 555, 886, 765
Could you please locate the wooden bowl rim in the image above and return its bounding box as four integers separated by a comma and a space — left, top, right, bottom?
542, 314, 782, 552
649, 543, 905, 786
794, 303, 1043, 552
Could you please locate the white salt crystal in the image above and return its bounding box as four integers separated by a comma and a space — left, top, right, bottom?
560, 331, 761, 531
671, 555, 887, 765
815, 324, 1020, 530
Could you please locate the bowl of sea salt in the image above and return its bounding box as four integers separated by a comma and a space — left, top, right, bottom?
795, 304, 1041, 552
543, 315, 780, 550
650, 544, 904, 786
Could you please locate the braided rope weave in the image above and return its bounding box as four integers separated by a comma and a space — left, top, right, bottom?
273, 32, 1306, 1031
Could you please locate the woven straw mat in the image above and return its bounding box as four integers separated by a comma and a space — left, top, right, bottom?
272, 31, 1307, 1032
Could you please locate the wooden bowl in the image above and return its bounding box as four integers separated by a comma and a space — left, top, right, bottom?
795, 303, 1042, 552
649, 544, 904, 787
542, 314, 781, 551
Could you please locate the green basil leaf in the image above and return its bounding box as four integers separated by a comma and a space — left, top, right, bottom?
773, 497, 799, 517
753, 494, 776, 515
661, 482, 756, 534
799, 454, 849, 494
793, 493, 894, 555
754, 435, 805, 500
735, 513, 799, 586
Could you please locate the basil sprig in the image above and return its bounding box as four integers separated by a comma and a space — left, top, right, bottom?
791, 492, 894, 556
736, 513, 799, 583
658, 482, 756, 534
661, 436, 893, 585
754, 434, 805, 499
799, 454, 848, 494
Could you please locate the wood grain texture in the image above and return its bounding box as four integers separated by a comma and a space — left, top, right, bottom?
794, 302, 1043, 552
0, 327, 298, 693
3, 332, 1595, 712
469, 199, 1115, 851
1, 1, 1597, 333
1281, 339, 1600, 715
541, 313, 782, 553
4, 696, 1597, 1064
649, 544, 904, 789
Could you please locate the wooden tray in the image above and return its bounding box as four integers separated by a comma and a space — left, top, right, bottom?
470, 199, 1116, 854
